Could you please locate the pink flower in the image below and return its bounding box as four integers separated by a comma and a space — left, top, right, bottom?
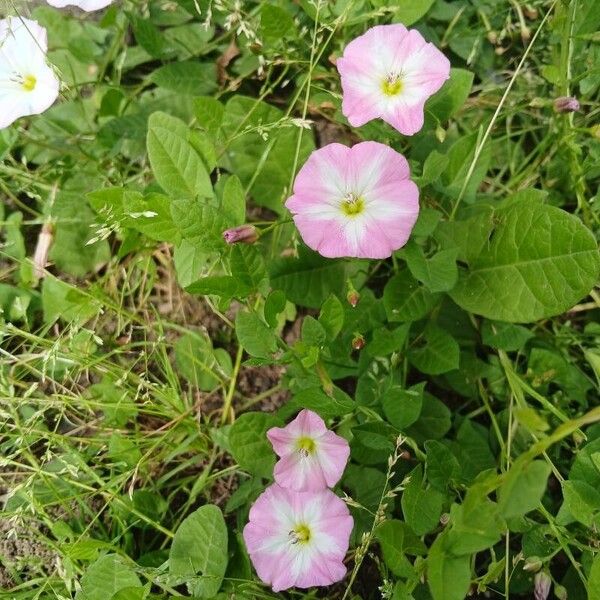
222, 224, 259, 244
337, 24, 451, 135
243, 484, 353, 592
267, 409, 350, 491
46, 0, 114, 10
285, 142, 419, 259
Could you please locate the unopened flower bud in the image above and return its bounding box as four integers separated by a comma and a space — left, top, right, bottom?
554, 96, 580, 114
534, 571, 551, 600
347, 289, 360, 307
222, 224, 259, 245
351, 334, 365, 351
554, 584, 567, 600
523, 557, 542, 572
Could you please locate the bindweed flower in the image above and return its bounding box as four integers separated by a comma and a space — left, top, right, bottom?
267, 409, 350, 492
0, 17, 60, 129
46, 0, 114, 11
553, 96, 580, 113
534, 571, 551, 600
337, 24, 450, 135
243, 484, 353, 592
222, 224, 259, 245
285, 142, 419, 259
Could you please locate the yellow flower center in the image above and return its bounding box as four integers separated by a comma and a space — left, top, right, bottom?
289, 524, 311, 545
381, 74, 403, 97
342, 193, 365, 217
21, 74, 37, 92
296, 436, 316, 455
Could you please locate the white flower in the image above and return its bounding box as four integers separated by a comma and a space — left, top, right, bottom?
46, 0, 114, 11
0, 17, 60, 129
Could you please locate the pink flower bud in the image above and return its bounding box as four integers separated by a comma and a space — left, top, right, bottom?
534, 571, 551, 600
553, 96, 580, 113
222, 224, 258, 245
347, 289, 360, 307
352, 334, 365, 351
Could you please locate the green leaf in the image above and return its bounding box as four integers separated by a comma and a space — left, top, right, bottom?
169, 505, 228, 598
427, 533, 472, 600
149, 61, 216, 95
426, 68, 474, 122
171, 196, 230, 252
147, 111, 213, 200
230, 245, 266, 291
377, 520, 427, 576
425, 440, 461, 491
130, 14, 164, 57
235, 311, 278, 358
446, 491, 504, 555
174, 332, 221, 391
481, 320, 533, 351
319, 294, 345, 341
77, 554, 140, 600
260, 4, 295, 42
194, 96, 225, 134
420, 152, 449, 187
447, 198, 600, 322
368, 324, 410, 357
270, 248, 346, 309
403, 244, 458, 293
371, 0, 435, 25
111, 588, 147, 600
264, 289, 287, 328
588, 551, 600, 600
302, 316, 327, 347
401, 466, 444, 536
383, 269, 440, 322
221, 175, 246, 225
408, 325, 460, 375
42, 277, 100, 325
405, 393, 451, 444
498, 460, 551, 519
221, 96, 314, 213
186, 276, 247, 298
382, 382, 424, 429
124, 192, 180, 243
279, 387, 355, 419
228, 412, 281, 478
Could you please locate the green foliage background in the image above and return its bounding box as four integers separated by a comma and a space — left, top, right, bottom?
1, 0, 600, 599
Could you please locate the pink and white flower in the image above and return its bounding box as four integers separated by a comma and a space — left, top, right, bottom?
46, 0, 114, 11
285, 142, 419, 259
337, 24, 451, 135
0, 18, 60, 129
243, 484, 353, 592
267, 409, 350, 491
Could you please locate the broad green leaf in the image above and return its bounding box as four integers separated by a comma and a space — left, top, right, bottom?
278, 387, 355, 419
173, 239, 211, 288
171, 196, 230, 252
221, 175, 246, 225
264, 289, 287, 328
453, 419, 496, 483
426, 68, 474, 122
425, 440, 461, 491
319, 294, 345, 341
230, 245, 266, 291
302, 316, 327, 347
376, 520, 426, 576
221, 96, 314, 213
149, 61, 216, 95
174, 331, 221, 391
446, 492, 504, 555
270, 247, 346, 309
419, 151, 449, 187
194, 96, 225, 134
260, 4, 295, 42
125, 192, 180, 243
498, 460, 551, 519
169, 505, 228, 598
589, 552, 600, 600
235, 311, 278, 358
382, 382, 424, 430
111, 588, 147, 600
383, 269, 440, 322
42, 277, 100, 325
447, 198, 600, 322
561, 480, 600, 528
408, 325, 459, 375
368, 324, 410, 357
403, 244, 458, 293
130, 14, 164, 57
371, 0, 435, 25
77, 554, 140, 600
228, 412, 281, 478
405, 393, 451, 444
481, 320, 533, 351
147, 112, 213, 200
427, 533, 472, 600
401, 466, 443, 536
